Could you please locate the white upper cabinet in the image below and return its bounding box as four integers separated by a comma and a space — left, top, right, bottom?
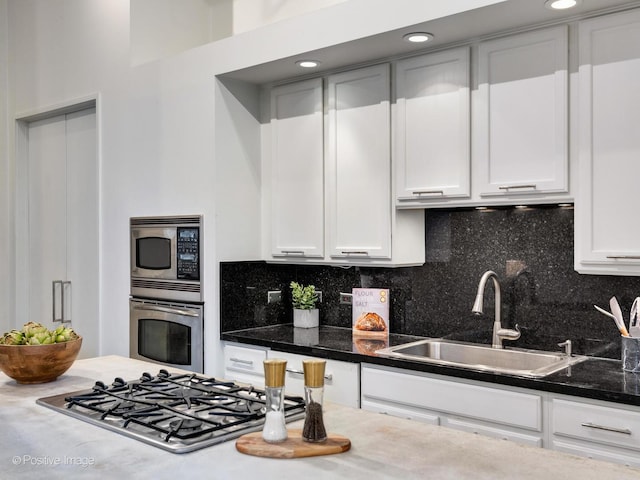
326, 64, 392, 260
395, 47, 471, 206
575, 9, 640, 275
263, 67, 425, 266
474, 25, 569, 200
268, 79, 324, 258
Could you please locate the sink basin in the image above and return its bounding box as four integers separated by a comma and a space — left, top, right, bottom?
376, 339, 587, 378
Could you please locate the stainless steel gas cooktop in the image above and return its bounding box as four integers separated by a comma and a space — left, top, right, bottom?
37, 369, 305, 454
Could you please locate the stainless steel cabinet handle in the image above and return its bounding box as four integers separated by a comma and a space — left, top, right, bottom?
581, 422, 632, 435
498, 184, 537, 191
412, 190, 444, 196
52, 280, 63, 323
133, 304, 200, 317
606, 255, 640, 260
229, 357, 254, 366
341, 251, 369, 256
286, 368, 333, 381
62, 280, 71, 324
282, 250, 305, 256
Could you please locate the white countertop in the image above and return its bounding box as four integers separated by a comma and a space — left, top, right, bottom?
1, 355, 638, 480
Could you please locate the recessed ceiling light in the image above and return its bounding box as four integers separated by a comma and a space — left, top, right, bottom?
403, 32, 434, 43
296, 60, 320, 68
544, 0, 581, 10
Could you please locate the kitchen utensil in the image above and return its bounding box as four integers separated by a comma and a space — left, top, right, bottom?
236, 429, 351, 458
610, 296, 625, 329
594, 304, 630, 337
630, 297, 640, 337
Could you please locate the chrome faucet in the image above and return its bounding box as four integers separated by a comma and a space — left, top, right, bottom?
472, 270, 521, 349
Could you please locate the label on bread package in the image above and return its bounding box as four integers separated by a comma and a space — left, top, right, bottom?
352, 288, 389, 339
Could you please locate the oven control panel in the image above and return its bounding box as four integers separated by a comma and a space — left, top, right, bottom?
176, 227, 200, 280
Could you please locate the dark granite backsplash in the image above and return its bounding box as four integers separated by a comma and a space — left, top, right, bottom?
220, 206, 640, 359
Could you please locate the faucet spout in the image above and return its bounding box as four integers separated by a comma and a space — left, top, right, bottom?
472, 270, 520, 349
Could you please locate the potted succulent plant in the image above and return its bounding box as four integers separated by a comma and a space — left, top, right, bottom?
290, 281, 319, 328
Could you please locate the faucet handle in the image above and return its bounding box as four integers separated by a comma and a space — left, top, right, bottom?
557, 339, 572, 357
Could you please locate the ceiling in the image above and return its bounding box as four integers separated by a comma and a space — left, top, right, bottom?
219, 0, 640, 85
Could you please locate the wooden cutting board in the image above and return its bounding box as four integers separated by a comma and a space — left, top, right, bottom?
236, 429, 351, 459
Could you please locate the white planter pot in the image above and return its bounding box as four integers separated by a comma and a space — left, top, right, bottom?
293, 308, 319, 328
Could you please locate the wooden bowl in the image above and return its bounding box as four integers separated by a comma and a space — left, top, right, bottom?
0, 336, 82, 384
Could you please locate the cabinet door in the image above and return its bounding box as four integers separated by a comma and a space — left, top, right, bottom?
269, 79, 324, 258
575, 10, 640, 275
395, 47, 470, 204
475, 26, 568, 197
269, 350, 360, 408
223, 342, 268, 386
326, 64, 391, 259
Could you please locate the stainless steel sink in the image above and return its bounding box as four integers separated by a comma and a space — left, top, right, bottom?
376, 339, 587, 378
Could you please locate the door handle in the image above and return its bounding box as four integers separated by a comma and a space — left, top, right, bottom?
133, 304, 200, 317
62, 280, 71, 324
52, 280, 71, 324
52, 280, 63, 323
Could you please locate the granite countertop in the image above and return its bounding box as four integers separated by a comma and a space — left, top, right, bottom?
221, 325, 640, 407
2, 355, 639, 480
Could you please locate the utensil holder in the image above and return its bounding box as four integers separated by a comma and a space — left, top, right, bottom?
621, 336, 640, 373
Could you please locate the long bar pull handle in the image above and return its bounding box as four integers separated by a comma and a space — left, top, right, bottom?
281, 250, 305, 256
62, 281, 72, 324
412, 190, 444, 196
581, 422, 632, 435
133, 304, 200, 317
229, 357, 254, 366
286, 368, 333, 381
498, 184, 537, 191
606, 255, 640, 260
52, 280, 63, 323
340, 251, 369, 256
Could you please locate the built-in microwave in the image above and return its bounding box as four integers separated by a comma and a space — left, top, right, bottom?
130, 215, 202, 303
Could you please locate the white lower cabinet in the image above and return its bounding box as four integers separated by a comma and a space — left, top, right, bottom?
551, 397, 640, 468
223, 343, 360, 408
223, 342, 268, 387
360, 364, 543, 447
269, 350, 360, 409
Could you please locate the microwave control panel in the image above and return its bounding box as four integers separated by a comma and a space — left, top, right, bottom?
176, 227, 200, 280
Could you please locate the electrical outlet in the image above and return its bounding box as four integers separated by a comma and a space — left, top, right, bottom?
267, 290, 281, 304
339, 292, 353, 305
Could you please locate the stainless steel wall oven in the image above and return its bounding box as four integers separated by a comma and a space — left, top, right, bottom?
129, 215, 204, 373
129, 298, 203, 373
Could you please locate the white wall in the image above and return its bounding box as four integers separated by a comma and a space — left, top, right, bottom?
2, 0, 506, 375
232, 0, 349, 34
130, 0, 233, 66
0, 0, 10, 335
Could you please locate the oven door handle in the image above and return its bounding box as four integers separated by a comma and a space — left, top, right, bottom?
133, 304, 200, 317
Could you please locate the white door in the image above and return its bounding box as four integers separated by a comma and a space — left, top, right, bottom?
575, 9, 640, 275
474, 25, 568, 197
23, 107, 98, 357
269, 78, 324, 258
326, 64, 391, 259
395, 47, 471, 204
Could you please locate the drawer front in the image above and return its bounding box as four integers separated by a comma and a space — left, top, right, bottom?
553, 399, 640, 451
361, 398, 440, 425
445, 417, 542, 448
223, 343, 267, 385
554, 440, 640, 468
269, 350, 360, 408
361, 365, 541, 431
